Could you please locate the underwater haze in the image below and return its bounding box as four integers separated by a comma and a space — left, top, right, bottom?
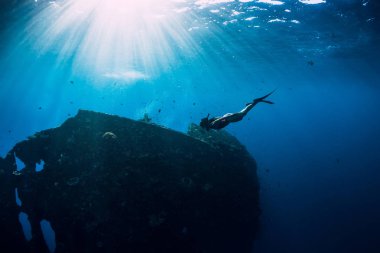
1, 0, 380, 252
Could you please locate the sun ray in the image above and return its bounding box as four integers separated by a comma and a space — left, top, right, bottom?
25, 0, 201, 84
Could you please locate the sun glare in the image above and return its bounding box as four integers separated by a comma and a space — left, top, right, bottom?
26, 0, 197, 84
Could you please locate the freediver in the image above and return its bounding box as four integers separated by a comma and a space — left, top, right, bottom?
199, 90, 275, 131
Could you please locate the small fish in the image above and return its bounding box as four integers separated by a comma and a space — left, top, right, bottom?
307, 60, 314, 66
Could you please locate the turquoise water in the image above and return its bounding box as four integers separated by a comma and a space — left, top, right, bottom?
1, 0, 380, 252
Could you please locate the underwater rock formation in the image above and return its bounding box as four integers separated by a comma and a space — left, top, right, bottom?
0, 110, 260, 253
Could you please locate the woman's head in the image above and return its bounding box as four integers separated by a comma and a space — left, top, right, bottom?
200, 114, 210, 130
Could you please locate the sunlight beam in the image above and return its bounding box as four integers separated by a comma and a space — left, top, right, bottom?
26, 0, 199, 84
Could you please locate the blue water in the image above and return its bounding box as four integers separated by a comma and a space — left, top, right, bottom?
1, 0, 380, 252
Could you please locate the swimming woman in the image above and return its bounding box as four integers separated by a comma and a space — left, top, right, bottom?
200, 90, 275, 131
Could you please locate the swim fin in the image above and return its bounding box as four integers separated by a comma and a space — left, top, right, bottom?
253, 89, 276, 104
261, 99, 274, 104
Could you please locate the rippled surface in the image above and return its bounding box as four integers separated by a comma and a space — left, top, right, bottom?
2, 0, 378, 83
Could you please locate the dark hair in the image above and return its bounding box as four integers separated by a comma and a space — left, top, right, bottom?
200, 114, 210, 130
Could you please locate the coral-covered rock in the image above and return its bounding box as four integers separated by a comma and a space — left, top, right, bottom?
0, 110, 260, 253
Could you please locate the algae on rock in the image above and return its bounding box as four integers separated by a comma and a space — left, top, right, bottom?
0, 110, 260, 253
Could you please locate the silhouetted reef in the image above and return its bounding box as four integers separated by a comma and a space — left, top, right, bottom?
0, 110, 260, 253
